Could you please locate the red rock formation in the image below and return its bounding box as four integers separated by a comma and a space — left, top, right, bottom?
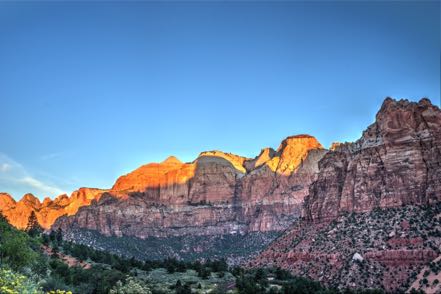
250, 98, 441, 292
304, 98, 441, 222
364, 249, 437, 266
51, 135, 325, 238
0, 193, 15, 209
0, 135, 325, 235
111, 156, 192, 193
0, 188, 107, 229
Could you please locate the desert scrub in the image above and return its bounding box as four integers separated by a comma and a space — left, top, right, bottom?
109, 277, 152, 294
0, 267, 43, 294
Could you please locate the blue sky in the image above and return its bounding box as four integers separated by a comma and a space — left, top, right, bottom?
0, 1, 439, 200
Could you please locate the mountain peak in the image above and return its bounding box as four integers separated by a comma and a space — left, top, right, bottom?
329, 142, 343, 151
198, 151, 248, 173
273, 134, 324, 175
162, 156, 182, 165
0, 193, 16, 208
277, 134, 323, 152
19, 193, 41, 207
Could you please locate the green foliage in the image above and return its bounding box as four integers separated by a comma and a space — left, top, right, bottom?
0, 267, 43, 294
282, 277, 324, 293
63, 228, 280, 261
26, 211, 43, 238
0, 216, 38, 270
109, 276, 152, 294
56, 228, 63, 244
275, 268, 292, 280
42, 275, 70, 293
0, 210, 391, 294
236, 273, 266, 294
175, 281, 191, 294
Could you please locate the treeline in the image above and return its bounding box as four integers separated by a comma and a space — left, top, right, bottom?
0, 211, 232, 293
232, 267, 386, 294
0, 211, 389, 294
62, 240, 228, 278
0, 212, 130, 293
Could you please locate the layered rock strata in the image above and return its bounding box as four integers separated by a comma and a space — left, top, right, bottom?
0, 135, 326, 238
251, 98, 441, 292
303, 98, 441, 222
52, 135, 326, 237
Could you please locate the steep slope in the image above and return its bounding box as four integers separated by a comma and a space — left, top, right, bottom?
251, 204, 441, 292
251, 98, 441, 292
303, 97, 441, 221
52, 135, 326, 239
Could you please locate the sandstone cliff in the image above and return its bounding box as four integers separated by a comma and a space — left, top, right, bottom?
0, 135, 325, 236
251, 98, 441, 292
50, 135, 326, 238
303, 98, 441, 222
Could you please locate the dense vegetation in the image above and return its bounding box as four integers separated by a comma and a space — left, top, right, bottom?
0, 212, 386, 293
61, 227, 279, 262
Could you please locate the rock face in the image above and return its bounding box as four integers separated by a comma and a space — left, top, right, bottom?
250, 98, 441, 292
0, 188, 108, 229
304, 98, 441, 222
0, 135, 325, 236
51, 135, 326, 238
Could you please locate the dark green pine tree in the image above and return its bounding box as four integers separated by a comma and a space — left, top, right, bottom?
56, 227, 63, 244
25, 210, 42, 237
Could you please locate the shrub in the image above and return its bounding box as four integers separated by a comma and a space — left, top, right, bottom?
0, 229, 38, 270
109, 277, 152, 294
0, 267, 43, 294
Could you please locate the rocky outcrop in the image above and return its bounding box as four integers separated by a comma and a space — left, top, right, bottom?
251, 98, 441, 292
0, 135, 325, 235
0, 193, 16, 209
304, 98, 441, 222
111, 156, 193, 194
51, 135, 325, 238
0, 188, 107, 229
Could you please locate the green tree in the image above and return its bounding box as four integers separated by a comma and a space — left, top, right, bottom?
25, 211, 43, 237
0, 212, 9, 225
0, 229, 37, 270
56, 228, 63, 244
282, 277, 323, 293
49, 230, 57, 242
42, 233, 50, 246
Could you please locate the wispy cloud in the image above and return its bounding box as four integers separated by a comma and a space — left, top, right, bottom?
18, 177, 65, 196
39, 152, 64, 161
0, 163, 11, 172
0, 153, 66, 198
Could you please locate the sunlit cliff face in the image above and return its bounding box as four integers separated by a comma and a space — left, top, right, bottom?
0, 188, 108, 229
264, 135, 324, 174
0, 134, 325, 230
111, 156, 196, 192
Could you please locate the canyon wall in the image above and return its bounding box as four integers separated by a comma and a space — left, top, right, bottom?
0, 135, 326, 237
303, 97, 441, 222
52, 135, 326, 238
251, 98, 441, 292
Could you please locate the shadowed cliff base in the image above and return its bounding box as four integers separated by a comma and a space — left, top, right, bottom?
60, 227, 281, 263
